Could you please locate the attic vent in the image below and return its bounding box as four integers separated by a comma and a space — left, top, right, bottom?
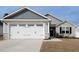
45, 14, 49, 16
3, 13, 9, 17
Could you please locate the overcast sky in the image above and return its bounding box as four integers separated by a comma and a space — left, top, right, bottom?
0, 6, 79, 26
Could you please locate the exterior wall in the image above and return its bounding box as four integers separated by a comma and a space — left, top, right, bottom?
56, 22, 75, 37
6, 10, 45, 19
3, 22, 9, 40
0, 25, 3, 35
75, 27, 79, 38
3, 19, 49, 39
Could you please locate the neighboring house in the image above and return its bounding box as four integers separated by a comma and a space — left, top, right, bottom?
2, 7, 50, 40
0, 21, 3, 36
45, 14, 76, 38
2, 7, 77, 40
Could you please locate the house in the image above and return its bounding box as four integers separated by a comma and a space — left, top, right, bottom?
0, 20, 3, 36
2, 7, 76, 40
2, 7, 50, 40
45, 14, 76, 38
75, 27, 79, 38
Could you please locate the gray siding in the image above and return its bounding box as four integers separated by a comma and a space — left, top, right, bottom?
45, 14, 62, 26
5, 10, 46, 19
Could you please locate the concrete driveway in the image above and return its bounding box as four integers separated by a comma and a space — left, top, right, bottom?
0, 39, 43, 52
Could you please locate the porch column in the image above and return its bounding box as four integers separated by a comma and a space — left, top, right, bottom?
48, 22, 50, 38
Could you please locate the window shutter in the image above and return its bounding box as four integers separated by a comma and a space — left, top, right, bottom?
70, 27, 72, 34
60, 27, 62, 34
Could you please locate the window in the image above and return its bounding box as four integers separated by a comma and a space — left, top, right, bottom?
66, 31, 69, 33
66, 27, 70, 34
19, 24, 26, 27
36, 24, 43, 26
62, 31, 65, 34
10, 24, 17, 26
62, 27, 65, 31
60, 27, 72, 34
28, 24, 34, 27
60, 27, 65, 34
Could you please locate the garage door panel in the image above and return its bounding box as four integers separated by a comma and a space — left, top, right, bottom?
35, 26, 44, 36
10, 25, 18, 39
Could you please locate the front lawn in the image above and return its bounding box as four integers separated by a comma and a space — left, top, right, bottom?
40, 38, 79, 52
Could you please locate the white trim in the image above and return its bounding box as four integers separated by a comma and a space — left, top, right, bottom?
48, 22, 50, 38
3, 19, 50, 22
43, 23, 45, 39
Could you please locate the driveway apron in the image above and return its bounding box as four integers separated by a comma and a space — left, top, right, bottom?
0, 39, 43, 52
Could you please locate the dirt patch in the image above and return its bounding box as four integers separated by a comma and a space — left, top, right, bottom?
40, 38, 79, 52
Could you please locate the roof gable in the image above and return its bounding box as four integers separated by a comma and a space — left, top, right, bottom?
57, 21, 76, 27
4, 7, 47, 19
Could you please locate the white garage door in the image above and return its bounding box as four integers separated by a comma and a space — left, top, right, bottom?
10, 24, 44, 39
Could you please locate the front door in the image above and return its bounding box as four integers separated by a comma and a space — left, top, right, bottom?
50, 27, 56, 37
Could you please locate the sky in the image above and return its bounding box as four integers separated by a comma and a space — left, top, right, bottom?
0, 6, 79, 26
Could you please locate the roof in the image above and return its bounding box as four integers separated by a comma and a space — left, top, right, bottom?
3, 7, 48, 19
45, 14, 63, 22
57, 21, 76, 27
